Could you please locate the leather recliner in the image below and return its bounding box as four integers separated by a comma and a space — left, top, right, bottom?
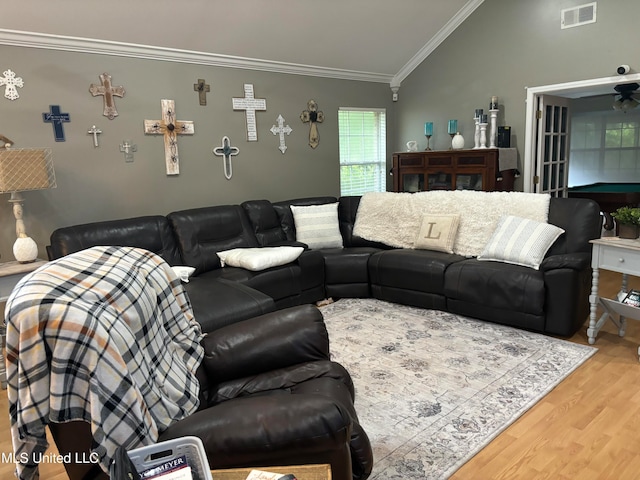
7, 246, 372, 480
49, 305, 372, 480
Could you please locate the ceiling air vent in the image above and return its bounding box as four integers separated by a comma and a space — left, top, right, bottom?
561, 2, 597, 29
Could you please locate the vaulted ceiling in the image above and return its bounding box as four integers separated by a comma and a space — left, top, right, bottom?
0, 0, 482, 86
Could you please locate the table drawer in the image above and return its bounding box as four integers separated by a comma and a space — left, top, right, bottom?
598, 245, 640, 273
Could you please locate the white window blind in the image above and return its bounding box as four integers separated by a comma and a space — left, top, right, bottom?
338, 108, 386, 196
569, 110, 640, 186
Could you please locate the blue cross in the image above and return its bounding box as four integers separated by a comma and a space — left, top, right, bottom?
42, 105, 70, 142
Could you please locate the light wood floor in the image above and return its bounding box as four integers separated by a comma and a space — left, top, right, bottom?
2, 270, 640, 479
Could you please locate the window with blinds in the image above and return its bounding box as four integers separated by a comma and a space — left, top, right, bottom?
569, 110, 640, 186
338, 108, 386, 196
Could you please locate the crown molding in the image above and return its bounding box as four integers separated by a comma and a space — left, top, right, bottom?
0, 29, 394, 84
391, 0, 485, 89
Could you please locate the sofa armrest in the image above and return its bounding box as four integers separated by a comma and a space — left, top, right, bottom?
201, 304, 330, 383
540, 252, 591, 272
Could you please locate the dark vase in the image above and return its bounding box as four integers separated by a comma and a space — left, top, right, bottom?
618, 223, 639, 239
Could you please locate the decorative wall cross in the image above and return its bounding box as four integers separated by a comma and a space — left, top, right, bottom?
0, 69, 24, 100
232, 84, 266, 141
42, 105, 70, 142
270, 115, 292, 154
213, 136, 240, 180
120, 140, 137, 162
89, 72, 125, 120
88, 125, 102, 147
193, 79, 210, 106
300, 99, 324, 149
144, 99, 194, 175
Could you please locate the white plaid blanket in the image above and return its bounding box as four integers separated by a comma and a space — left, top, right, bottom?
5, 246, 204, 480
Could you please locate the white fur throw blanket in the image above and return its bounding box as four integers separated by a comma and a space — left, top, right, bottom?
353, 191, 551, 257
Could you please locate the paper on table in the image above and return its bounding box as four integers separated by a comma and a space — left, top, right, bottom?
245, 470, 287, 480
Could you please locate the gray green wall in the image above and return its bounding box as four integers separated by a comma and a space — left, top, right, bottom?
0, 45, 392, 261
4, 0, 639, 262
394, 0, 640, 183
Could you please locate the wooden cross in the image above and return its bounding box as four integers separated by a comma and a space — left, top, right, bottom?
232, 84, 266, 142
193, 79, 210, 106
300, 99, 324, 149
87, 125, 102, 147
213, 136, 240, 180
270, 114, 292, 154
89, 72, 125, 120
42, 105, 70, 142
144, 99, 194, 175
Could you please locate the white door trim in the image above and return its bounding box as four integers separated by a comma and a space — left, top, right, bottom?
523, 73, 640, 192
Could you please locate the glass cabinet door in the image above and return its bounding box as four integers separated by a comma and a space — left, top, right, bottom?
427, 172, 452, 190
402, 173, 424, 192
455, 173, 484, 190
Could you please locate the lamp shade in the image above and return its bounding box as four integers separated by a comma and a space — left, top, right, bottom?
0, 148, 56, 193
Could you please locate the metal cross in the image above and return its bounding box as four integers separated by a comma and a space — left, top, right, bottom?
42, 105, 71, 142
232, 84, 266, 142
213, 136, 240, 180
193, 79, 210, 106
144, 99, 194, 175
300, 99, 324, 149
89, 72, 125, 120
88, 125, 102, 147
270, 115, 292, 154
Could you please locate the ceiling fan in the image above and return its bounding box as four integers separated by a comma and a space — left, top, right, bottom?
612, 82, 640, 112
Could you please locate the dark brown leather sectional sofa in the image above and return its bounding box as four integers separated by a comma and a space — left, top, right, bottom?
45, 194, 602, 479
49, 194, 601, 337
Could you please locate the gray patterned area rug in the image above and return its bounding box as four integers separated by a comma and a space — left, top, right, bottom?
320, 298, 597, 480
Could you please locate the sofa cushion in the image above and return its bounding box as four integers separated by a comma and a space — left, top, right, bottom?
444, 258, 546, 316
168, 205, 259, 275
478, 215, 564, 270
241, 199, 287, 246
217, 246, 304, 271
290, 202, 344, 249
47, 215, 182, 264
183, 277, 275, 333
369, 249, 466, 295
414, 214, 460, 253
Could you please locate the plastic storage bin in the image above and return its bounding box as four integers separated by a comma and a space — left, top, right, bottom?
112, 436, 213, 480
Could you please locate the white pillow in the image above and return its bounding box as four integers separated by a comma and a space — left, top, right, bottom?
290, 202, 344, 249
217, 246, 304, 271
414, 214, 460, 253
478, 215, 564, 270
171, 266, 196, 283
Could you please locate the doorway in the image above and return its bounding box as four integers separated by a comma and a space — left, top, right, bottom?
523, 73, 640, 192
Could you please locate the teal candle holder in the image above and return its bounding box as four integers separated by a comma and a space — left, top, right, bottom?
424, 122, 433, 150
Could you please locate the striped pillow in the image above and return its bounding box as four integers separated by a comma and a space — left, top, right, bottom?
478, 215, 564, 270
290, 202, 344, 249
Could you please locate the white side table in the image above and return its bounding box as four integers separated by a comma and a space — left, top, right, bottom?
0, 259, 48, 389
588, 238, 640, 359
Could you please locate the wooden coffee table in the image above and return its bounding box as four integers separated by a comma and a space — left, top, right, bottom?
211, 464, 331, 480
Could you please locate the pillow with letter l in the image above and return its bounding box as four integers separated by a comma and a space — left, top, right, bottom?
290, 202, 344, 249
478, 215, 565, 270
414, 214, 460, 253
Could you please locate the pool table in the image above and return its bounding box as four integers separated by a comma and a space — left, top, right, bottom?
568, 182, 640, 230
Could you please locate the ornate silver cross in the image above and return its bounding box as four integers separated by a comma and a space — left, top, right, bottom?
270, 115, 292, 154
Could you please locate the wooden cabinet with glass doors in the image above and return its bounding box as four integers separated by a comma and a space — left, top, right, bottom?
391, 148, 514, 193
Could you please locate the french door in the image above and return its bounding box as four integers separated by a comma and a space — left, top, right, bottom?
534, 95, 571, 196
